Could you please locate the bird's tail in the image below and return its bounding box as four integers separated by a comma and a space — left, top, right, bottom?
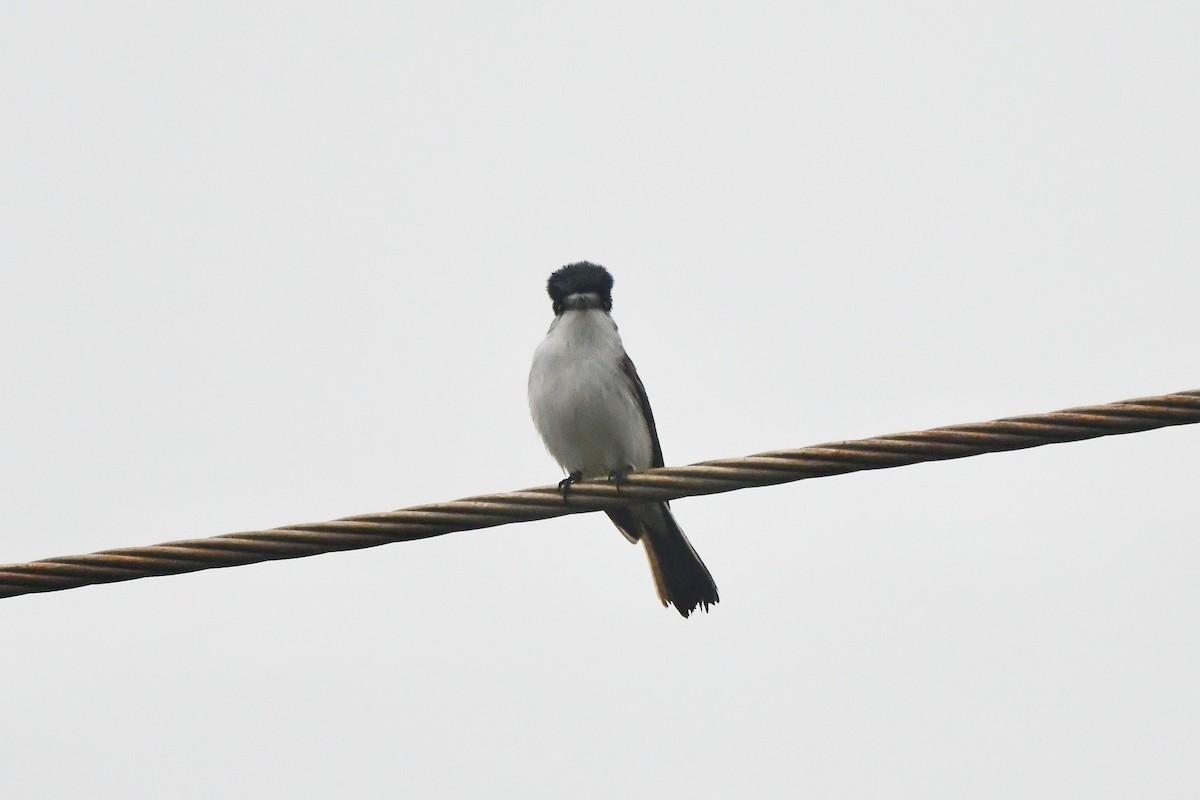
607, 503, 719, 617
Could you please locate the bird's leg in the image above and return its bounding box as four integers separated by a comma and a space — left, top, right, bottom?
608, 465, 634, 494
558, 471, 583, 502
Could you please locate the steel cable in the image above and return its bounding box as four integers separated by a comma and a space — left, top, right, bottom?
2, 389, 1198, 600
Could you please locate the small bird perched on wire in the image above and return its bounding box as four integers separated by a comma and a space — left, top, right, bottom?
528, 262, 719, 617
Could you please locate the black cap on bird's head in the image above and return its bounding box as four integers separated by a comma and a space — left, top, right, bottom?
546, 261, 614, 315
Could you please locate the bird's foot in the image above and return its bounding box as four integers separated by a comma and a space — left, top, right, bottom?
608, 466, 634, 493
558, 471, 583, 502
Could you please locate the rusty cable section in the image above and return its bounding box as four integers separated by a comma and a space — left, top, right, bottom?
2, 389, 1198, 600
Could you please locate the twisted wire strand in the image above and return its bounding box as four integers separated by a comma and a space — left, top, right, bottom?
2, 389, 1198, 600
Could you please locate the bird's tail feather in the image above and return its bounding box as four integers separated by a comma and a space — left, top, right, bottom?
607, 503, 719, 617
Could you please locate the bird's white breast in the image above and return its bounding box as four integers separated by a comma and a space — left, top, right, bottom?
528, 309, 654, 478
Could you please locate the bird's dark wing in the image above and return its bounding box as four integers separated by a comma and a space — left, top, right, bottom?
620, 352, 665, 468
605, 352, 666, 544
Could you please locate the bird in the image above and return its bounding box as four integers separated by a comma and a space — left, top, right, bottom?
528, 262, 719, 617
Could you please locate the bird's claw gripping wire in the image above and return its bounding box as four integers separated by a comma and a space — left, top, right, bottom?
558, 471, 583, 502
608, 466, 633, 494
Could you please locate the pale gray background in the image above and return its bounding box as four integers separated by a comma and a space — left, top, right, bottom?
2, 2, 1198, 797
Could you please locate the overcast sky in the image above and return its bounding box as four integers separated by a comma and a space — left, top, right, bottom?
3, 2, 1198, 797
